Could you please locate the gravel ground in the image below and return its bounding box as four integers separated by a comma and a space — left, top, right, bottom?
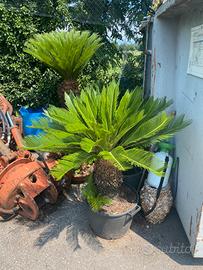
0, 189, 203, 270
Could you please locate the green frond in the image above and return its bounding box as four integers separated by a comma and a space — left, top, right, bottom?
82, 175, 112, 212
98, 81, 120, 129
80, 138, 96, 153
99, 146, 163, 175
141, 96, 173, 121
112, 110, 144, 146
121, 112, 173, 147
162, 114, 192, 135
45, 105, 70, 125
99, 146, 133, 171
23, 133, 81, 152
51, 151, 96, 180
24, 30, 103, 80
121, 148, 163, 176
135, 114, 191, 147
46, 104, 90, 134
29, 117, 67, 134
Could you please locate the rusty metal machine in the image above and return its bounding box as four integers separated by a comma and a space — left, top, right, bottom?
0, 95, 58, 221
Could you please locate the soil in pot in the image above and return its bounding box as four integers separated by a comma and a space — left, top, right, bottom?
101, 197, 135, 215
87, 185, 141, 240
101, 185, 136, 215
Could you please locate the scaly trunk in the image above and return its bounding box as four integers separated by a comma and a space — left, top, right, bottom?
57, 80, 80, 106
93, 159, 123, 198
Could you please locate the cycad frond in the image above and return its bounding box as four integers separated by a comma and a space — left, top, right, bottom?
99, 146, 163, 175
82, 175, 112, 212
121, 148, 163, 175
141, 96, 173, 121
99, 146, 132, 171
24, 30, 103, 80
121, 112, 173, 147
24, 133, 81, 152
51, 151, 96, 180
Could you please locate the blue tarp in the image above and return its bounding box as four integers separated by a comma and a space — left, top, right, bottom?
19, 107, 45, 136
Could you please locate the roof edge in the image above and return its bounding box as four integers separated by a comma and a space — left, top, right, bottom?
156, 0, 203, 18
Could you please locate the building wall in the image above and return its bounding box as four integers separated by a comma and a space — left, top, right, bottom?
152, 6, 203, 257
175, 8, 203, 257
151, 16, 178, 106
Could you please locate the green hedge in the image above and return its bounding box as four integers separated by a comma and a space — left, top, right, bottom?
0, 1, 70, 109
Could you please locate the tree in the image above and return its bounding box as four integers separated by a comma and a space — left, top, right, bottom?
0, 0, 71, 109
120, 45, 144, 92
69, 0, 152, 41
68, 0, 152, 89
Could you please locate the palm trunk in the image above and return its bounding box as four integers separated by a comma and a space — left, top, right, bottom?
93, 159, 123, 198
57, 80, 80, 106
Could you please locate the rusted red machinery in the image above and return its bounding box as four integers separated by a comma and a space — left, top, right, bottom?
0, 96, 58, 221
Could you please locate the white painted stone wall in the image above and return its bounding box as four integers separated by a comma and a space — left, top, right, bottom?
152, 6, 203, 257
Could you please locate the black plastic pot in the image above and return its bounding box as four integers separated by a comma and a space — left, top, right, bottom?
123, 167, 143, 190
87, 203, 141, 240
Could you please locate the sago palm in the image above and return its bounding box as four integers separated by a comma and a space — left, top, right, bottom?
23, 81, 190, 198
24, 30, 102, 104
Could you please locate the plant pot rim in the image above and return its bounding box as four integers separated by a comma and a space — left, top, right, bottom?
86, 200, 139, 218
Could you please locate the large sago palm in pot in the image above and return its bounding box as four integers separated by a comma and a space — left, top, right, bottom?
23, 81, 190, 239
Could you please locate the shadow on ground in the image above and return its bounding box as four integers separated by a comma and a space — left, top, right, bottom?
132, 208, 203, 266
14, 189, 203, 267
14, 188, 103, 252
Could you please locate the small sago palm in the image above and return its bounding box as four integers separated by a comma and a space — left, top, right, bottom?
24, 30, 102, 104
23, 81, 190, 199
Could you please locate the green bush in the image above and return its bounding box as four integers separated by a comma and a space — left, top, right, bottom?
120, 47, 144, 93
0, 1, 70, 109
79, 60, 122, 89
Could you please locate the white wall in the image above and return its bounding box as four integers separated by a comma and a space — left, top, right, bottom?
151, 16, 178, 104
152, 7, 203, 257
175, 8, 203, 257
